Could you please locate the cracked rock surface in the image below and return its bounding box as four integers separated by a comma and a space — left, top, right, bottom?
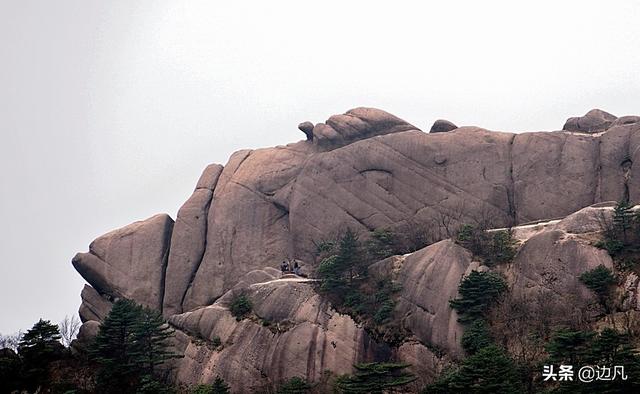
71, 107, 640, 390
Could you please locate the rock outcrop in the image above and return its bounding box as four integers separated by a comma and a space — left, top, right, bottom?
429, 119, 457, 133
71, 107, 640, 391
563, 108, 617, 133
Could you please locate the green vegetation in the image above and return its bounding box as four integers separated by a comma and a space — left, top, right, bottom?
276, 376, 312, 393
335, 362, 416, 393
424, 345, 522, 394
595, 200, 640, 271
316, 229, 404, 343
613, 199, 634, 243
449, 271, 507, 324
579, 264, 616, 311
456, 225, 517, 266
191, 377, 231, 394
427, 271, 519, 392
16, 319, 63, 391
90, 299, 181, 393
367, 228, 396, 260
229, 294, 252, 320
461, 319, 492, 355
544, 328, 640, 393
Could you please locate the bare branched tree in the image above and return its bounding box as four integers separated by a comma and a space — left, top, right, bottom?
59, 314, 81, 347
0, 331, 22, 351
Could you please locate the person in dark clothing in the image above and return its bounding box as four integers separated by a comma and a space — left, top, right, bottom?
293, 261, 300, 275
281, 261, 288, 274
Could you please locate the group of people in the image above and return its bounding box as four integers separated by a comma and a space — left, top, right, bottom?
280, 259, 302, 276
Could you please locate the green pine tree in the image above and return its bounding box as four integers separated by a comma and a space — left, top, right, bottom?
91, 299, 181, 393
449, 271, 507, 323
18, 318, 63, 390
613, 199, 634, 243
424, 345, 522, 394
579, 265, 616, 311
277, 376, 311, 393
335, 362, 416, 393
190, 377, 231, 394
367, 228, 396, 261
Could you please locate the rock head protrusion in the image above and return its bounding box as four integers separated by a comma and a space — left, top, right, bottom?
430, 119, 458, 133
563, 109, 617, 133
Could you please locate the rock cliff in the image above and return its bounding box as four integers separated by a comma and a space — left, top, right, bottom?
71, 107, 640, 391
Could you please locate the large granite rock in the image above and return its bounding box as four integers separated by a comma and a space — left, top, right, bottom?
169, 272, 385, 392
72, 213, 173, 311
563, 109, 617, 133
71, 107, 640, 391
163, 164, 223, 316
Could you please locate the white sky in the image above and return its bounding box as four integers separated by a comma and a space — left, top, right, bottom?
1, 0, 639, 333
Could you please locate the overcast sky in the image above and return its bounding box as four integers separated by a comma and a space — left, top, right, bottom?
1, 0, 639, 334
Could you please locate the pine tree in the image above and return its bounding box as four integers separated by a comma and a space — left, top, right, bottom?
367, 228, 396, 261
91, 299, 181, 393
133, 306, 182, 380
424, 345, 521, 394
337, 228, 362, 282
277, 376, 311, 393
546, 328, 594, 366
18, 318, 63, 390
449, 271, 507, 323
335, 362, 416, 393
190, 377, 231, 394
613, 199, 634, 243
91, 299, 143, 392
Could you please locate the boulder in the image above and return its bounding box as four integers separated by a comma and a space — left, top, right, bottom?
170, 277, 384, 392
311, 107, 418, 150
396, 240, 470, 358
72, 214, 173, 311
163, 164, 223, 316
78, 285, 112, 322
429, 119, 457, 133
563, 109, 617, 133
298, 121, 314, 140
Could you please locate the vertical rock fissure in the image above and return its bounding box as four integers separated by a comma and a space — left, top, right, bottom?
507, 134, 517, 226
178, 195, 214, 314
594, 138, 602, 204
158, 220, 175, 314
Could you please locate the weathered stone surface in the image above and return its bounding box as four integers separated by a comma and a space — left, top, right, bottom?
72, 320, 101, 353
163, 164, 223, 316
170, 276, 383, 392
79, 285, 112, 323
429, 119, 457, 133
396, 240, 470, 359
72, 214, 173, 311
508, 229, 614, 321
298, 121, 314, 140
70, 107, 640, 391
312, 107, 419, 150
512, 131, 600, 222
563, 109, 617, 133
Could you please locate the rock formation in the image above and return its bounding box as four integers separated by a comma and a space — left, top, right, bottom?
429, 119, 457, 133
71, 107, 640, 391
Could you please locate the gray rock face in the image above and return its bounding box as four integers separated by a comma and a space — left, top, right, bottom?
563, 109, 617, 133
169, 272, 383, 392
71, 107, 640, 391
396, 240, 470, 358
429, 119, 457, 133
72, 213, 173, 311
163, 164, 223, 316
79, 285, 112, 323
311, 107, 419, 150
298, 121, 314, 140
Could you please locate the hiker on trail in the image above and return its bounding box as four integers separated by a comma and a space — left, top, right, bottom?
293, 261, 300, 276
280, 261, 288, 274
